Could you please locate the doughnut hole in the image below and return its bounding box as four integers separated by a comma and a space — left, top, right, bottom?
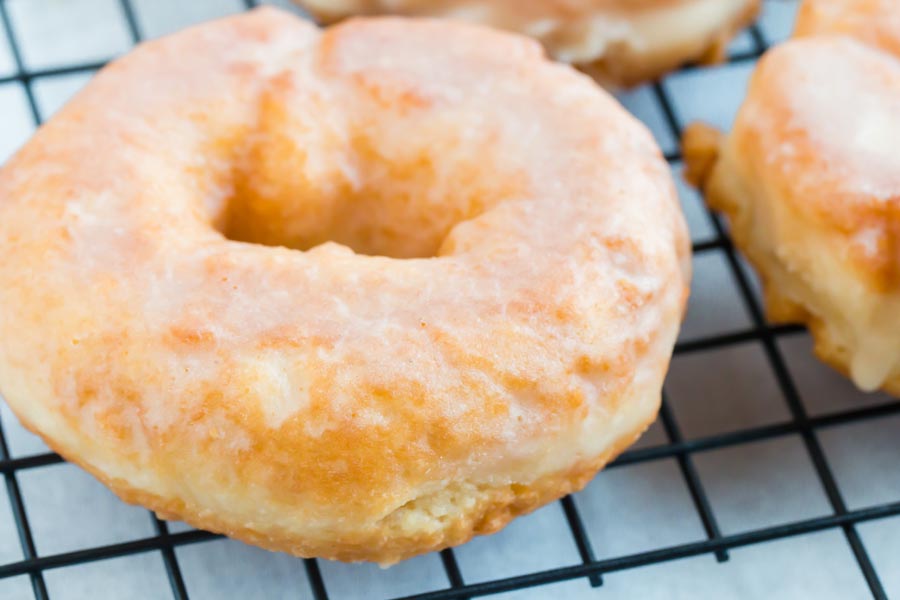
221, 70, 530, 259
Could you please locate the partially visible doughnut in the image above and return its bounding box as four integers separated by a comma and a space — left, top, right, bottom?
0, 9, 689, 563
293, 0, 761, 86
684, 1, 900, 394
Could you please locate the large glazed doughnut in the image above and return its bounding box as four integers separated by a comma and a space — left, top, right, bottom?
684, 1, 900, 393
293, 0, 761, 86
0, 8, 689, 563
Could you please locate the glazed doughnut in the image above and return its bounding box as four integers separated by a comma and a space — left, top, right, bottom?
293, 0, 762, 86
683, 1, 900, 393
0, 8, 689, 563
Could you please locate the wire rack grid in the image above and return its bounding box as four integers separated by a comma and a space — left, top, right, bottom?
0, 0, 899, 599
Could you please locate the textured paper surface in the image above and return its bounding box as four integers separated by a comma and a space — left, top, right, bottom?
1, 1, 899, 598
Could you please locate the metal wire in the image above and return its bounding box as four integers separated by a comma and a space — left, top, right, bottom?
0, 3, 897, 599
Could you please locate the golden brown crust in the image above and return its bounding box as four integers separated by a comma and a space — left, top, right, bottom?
0, 8, 689, 563
683, 5, 900, 394
23, 404, 653, 563
296, 0, 761, 87
681, 123, 723, 190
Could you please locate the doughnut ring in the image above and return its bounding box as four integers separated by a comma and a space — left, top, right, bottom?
0, 8, 689, 563
684, 1, 900, 393
293, 0, 762, 86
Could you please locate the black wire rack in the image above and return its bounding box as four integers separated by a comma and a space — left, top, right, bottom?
1, 1, 899, 598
